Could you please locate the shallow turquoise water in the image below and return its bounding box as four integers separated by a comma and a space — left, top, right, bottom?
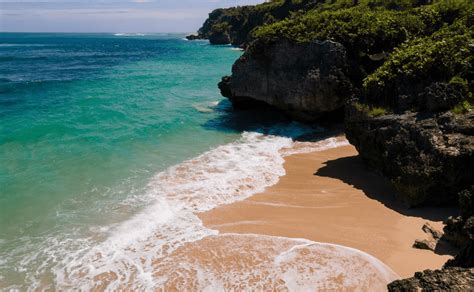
0, 33, 256, 286
0, 33, 399, 290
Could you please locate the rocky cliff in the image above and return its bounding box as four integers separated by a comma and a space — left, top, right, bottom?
219, 37, 354, 121
218, 1, 472, 121
343, 10, 474, 287
345, 109, 474, 207
197, 0, 474, 289
387, 268, 474, 291
345, 106, 474, 287
187, 0, 319, 46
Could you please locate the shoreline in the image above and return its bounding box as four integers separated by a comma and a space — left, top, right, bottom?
198, 143, 457, 279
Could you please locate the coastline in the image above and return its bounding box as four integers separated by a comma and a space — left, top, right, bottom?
198, 142, 457, 279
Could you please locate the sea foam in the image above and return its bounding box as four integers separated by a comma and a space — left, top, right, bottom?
4, 127, 394, 290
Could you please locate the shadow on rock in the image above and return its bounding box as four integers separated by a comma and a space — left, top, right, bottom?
201, 100, 344, 141
434, 240, 459, 257
314, 155, 458, 222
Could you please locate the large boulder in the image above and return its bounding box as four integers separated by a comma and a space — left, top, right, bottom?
345, 107, 474, 207
220, 38, 354, 121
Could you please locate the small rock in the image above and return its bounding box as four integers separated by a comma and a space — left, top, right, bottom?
185, 34, 201, 41
422, 222, 443, 240
413, 239, 436, 251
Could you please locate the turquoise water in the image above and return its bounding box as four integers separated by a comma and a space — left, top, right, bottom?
0, 33, 399, 290
0, 33, 259, 287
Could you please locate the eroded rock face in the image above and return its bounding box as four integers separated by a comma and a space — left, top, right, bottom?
444, 187, 474, 268
347, 105, 474, 289
387, 268, 474, 291
208, 32, 231, 45
345, 107, 474, 207
220, 38, 354, 121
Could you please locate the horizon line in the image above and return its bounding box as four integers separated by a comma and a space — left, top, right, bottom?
0, 31, 195, 34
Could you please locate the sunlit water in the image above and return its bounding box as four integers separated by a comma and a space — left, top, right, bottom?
0, 33, 397, 289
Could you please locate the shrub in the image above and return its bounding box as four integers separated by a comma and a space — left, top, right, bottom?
354, 102, 389, 116
363, 14, 473, 108
451, 100, 472, 114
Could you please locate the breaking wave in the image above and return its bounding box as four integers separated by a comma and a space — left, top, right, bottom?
0, 127, 396, 290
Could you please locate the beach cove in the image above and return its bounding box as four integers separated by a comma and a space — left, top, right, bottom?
199, 141, 456, 278
85, 136, 459, 290
1, 0, 473, 288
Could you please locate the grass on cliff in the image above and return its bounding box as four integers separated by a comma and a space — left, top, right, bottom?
209, 0, 473, 113
253, 0, 470, 56
451, 100, 473, 114
199, 0, 321, 43
353, 102, 389, 117
363, 14, 473, 106
251, 0, 472, 111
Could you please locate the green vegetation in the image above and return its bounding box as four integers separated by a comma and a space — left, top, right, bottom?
354, 102, 389, 117
363, 14, 473, 108
254, 6, 433, 52
250, 0, 473, 112
211, 22, 230, 33
197, 0, 321, 45
202, 0, 472, 113
451, 100, 472, 114
253, 0, 470, 54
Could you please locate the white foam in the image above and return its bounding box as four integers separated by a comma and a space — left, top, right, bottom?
54, 130, 300, 289
113, 33, 147, 37
191, 102, 216, 113
5, 127, 376, 290
284, 136, 350, 156
152, 234, 398, 290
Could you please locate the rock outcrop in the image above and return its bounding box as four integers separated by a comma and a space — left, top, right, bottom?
444, 186, 474, 268
219, 38, 354, 121
208, 31, 231, 45
346, 86, 474, 290
185, 34, 202, 41
413, 223, 446, 251
345, 109, 474, 207
187, 1, 320, 46
387, 268, 474, 291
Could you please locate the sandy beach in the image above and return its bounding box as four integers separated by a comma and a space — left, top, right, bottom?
198, 143, 457, 279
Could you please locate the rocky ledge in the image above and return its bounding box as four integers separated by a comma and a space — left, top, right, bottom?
388, 268, 474, 291
345, 99, 474, 290
219, 38, 354, 122
345, 108, 474, 207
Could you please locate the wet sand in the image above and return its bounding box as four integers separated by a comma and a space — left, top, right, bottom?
199, 144, 457, 279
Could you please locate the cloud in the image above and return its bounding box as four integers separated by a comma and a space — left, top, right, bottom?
0, 0, 264, 32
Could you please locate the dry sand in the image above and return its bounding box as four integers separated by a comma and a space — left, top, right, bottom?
198, 144, 457, 279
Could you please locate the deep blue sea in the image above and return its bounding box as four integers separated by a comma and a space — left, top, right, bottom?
0, 33, 395, 289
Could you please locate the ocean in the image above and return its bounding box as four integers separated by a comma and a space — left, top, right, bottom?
0, 33, 395, 289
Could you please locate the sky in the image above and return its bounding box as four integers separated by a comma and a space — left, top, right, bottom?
0, 0, 264, 33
